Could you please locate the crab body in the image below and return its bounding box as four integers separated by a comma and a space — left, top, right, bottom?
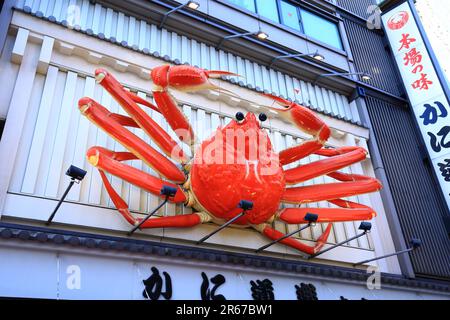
190, 112, 285, 226
79, 65, 382, 256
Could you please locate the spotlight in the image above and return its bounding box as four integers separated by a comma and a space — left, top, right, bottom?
410, 238, 422, 249
304, 213, 319, 223
358, 222, 372, 232
66, 165, 87, 182
161, 185, 177, 197
187, 1, 200, 10
361, 73, 372, 81
46, 165, 86, 225
313, 53, 325, 61
238, 200, 254, 211
256, 31, 269, 40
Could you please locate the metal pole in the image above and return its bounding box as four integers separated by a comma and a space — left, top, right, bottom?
353, 247, 415, 267
46, 179, 75, 225
314, 72, 364, 85
128, 196, 169, 236
196, 211, 246, 244
309, 231, 367, 259
314, 73, 335, 85
218, 32, 255, 49
270, 54, 296, 68
255, 223, 312, 253
159, 3, 186, 28
269, 53, 313, 68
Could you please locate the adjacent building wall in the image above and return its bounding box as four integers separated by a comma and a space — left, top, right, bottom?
365, 95, 450, 279
339, 0, 450, 280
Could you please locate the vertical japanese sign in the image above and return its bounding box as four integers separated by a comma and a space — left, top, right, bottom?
382, 1, 450, 212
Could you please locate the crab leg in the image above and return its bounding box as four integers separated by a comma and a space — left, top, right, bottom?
282, 144, 382, 203
87, 145, 212, 229
87, 146, 208, 228
152, 92, 195, 146
151, 65, 239, 146
282, 171, 382, 204
99, 162, 206, 228
263, 94, 331, 165
256, 223, 333, 255
79, 97, 185, 183
277, 199, 376, 224
260, 199, 370, 255
88, 147, 186, 203
284, 146, 367, 185
94, 69, 189, 164
137, 214, 208, 228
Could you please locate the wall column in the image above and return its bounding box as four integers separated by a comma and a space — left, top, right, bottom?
355, 91, 416, 278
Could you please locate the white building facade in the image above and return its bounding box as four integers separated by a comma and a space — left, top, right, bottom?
0, 0, 448, 300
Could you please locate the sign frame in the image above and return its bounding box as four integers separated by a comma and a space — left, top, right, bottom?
380, 0, 450, 219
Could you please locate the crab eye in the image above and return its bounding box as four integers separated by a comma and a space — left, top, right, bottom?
259, 113, 268, 122
235, 112, 245, 122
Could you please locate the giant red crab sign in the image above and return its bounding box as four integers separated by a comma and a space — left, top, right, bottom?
78, 65, 382, 255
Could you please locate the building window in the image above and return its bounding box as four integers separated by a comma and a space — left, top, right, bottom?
255, 0, 279, 23
300, 9, 343, 50
280, 0, 301, 31
226, 0, 343, 50
227, 0, 256, 12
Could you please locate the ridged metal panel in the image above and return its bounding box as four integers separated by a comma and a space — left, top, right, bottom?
365, 96, 450, 279
324, 0, 337, 5
8, 65, 373, 249
14, 0, 360, 124
337, 0, 377, 19
342, 16, 404, 98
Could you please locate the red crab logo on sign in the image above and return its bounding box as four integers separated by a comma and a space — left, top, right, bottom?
387, 11, 409, 30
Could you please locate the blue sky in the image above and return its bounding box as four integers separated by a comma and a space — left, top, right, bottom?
416, 0, 450, 77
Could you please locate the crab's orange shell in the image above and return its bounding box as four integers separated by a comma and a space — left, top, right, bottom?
190, 113, 286, 225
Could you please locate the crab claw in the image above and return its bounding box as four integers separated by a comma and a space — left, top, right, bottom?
262, 93, 293, 112
205, 70, 242, 79
262, 93, 331, 165
151, 65, 240, 92
151, 65, 241, 146
262, 93, 329, 138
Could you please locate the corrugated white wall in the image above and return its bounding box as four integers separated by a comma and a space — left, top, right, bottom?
14, 0, 361, 123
